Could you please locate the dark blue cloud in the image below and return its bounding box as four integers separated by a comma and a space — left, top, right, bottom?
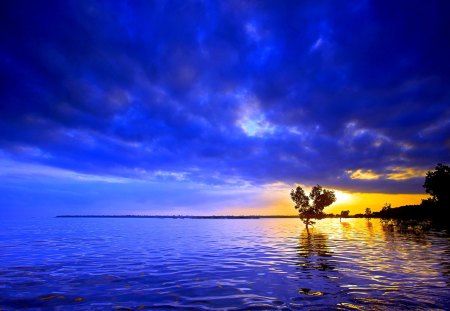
1, 0, 449, 195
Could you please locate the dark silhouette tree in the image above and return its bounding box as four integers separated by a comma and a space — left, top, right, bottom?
339, 210, 349, 221
365, 208, 372, 219
381, 203, 392, 213
423, 163, 450, 208
291, 185, 336, 231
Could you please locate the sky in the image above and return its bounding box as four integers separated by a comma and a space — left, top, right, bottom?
1, 0, 449, 217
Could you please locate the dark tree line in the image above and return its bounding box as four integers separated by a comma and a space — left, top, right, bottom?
423, 163, 450, 208
290, 164, 449, 228
375, 164, 449, 226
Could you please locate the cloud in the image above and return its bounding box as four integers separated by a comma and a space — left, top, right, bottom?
346, 167, 428, 182
0, 157, 132, 183
0, 0, 449, 199
385, 167, 428, 181
346, 169, 382, 180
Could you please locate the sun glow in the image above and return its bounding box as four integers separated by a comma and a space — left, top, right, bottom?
254, 186, 428, 216
334, 190, 353, 205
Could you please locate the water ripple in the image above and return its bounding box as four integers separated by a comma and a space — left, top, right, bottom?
0, 218, 449, 310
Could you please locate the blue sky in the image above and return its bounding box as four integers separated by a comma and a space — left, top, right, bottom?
1, 1, 449, 217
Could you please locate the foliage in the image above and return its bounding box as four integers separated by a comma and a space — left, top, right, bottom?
369, 164, 449, 229
365, 208, 372, 218
381, 203, 392, 212
340, 210, 350, 218
291, 185, 336, 229
423, 163, 450, 207
421, 198, 436, 208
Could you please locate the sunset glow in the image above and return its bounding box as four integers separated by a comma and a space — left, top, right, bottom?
1, 3, 449, 310
0, 1, 448, 218
334, 191, 354, 205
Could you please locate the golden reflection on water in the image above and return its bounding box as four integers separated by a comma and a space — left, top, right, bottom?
297, 228, 334, 272
336, 221, 441, 278
259, 217, 448, 304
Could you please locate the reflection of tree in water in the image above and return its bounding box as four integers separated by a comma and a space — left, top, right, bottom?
362, 220, 374, 243
443, 249, 450, 287
340, 221, 351, 231
380, 219, 450, 287
380, 219, 431, 240
380, 219, 432, 248
296, 229, 335, 275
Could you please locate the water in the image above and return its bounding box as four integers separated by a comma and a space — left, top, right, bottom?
0, 218, 449, 310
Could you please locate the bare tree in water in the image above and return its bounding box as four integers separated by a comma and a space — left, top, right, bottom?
365, 208, 372, 220
291, 185, 336, 232
339, 210, 350, 222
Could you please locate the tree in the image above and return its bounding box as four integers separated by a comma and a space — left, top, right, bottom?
381, 203, 392, 213
339, 210, 349, 221
291, 185, 336, 231
365, 208, 372, 219
423, 163, 450, 208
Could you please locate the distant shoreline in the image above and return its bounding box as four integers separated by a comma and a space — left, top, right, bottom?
56, 215, 299, 219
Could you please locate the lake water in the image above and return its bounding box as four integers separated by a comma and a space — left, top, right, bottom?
0, 218, 449, 310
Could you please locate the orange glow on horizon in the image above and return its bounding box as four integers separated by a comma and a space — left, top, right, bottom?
228, 189, 429, 216
327, 192, 428, 214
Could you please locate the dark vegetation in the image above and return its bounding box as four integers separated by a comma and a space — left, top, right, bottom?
371, 164, 449, 228
289, 164, 449, 229
339, 210, 349, 221
423, 163, 450, 207
328, 164, 449, 229
290, 185, 336, 230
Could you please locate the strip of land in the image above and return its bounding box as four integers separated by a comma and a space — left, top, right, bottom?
56, 215, 299, 219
